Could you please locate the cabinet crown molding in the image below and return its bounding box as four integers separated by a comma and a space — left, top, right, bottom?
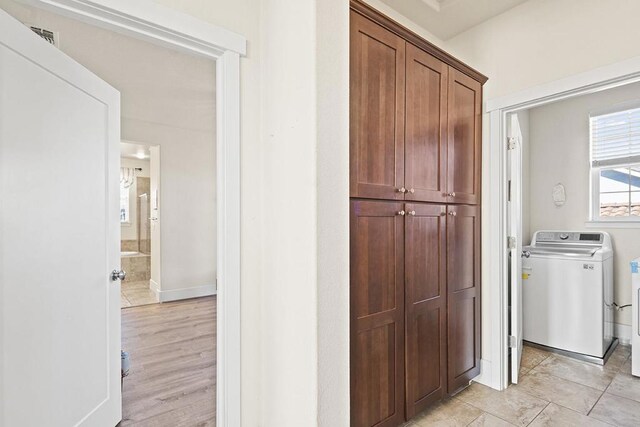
350, 0, 488, 85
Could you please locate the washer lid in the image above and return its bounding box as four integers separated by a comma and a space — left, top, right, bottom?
526, 245, 599, 258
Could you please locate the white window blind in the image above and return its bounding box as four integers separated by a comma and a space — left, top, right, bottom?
591, 106, 640, 167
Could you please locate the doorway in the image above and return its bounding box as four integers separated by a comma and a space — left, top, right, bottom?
488, 66, 640, 391
0, 0, 243, 425
120, 142, 159, 308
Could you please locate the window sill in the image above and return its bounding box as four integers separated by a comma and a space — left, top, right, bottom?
585, 220, 640, 229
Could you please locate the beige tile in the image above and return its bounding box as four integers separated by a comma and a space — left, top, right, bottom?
123, 288, 158, 307
533, 355, 615, 391
468, 412, 516, 426
519, 365, 531, 378
620, 357, 632, 375
455, 383, 547, 426
589, 393, 640, 427
529, 403, 610, 427
123, 280, 151, 291
514, 371, 602, 414
521, 345, 552, 370
607, 372, 640, 403
121, 294, 132, 308
615, 344, 632, 358
412, 398, 482, 426
604, 346, 631, 372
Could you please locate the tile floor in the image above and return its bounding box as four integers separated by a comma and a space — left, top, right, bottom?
404, 344, 640, 426
121, 280, 158, 308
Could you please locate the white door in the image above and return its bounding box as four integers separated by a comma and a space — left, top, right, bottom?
508, 113, 524, 384
0, 9, 121, 426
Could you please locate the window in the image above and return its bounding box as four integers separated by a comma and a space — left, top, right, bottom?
120, 183, 130, 223
591, 106, 640, 221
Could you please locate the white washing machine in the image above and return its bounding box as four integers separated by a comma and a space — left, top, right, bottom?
631, 257, 640, 377
522, 231, 614, 360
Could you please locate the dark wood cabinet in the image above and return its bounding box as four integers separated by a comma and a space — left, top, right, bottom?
350, 200, 405, 427
447, 205, 481, 393
350, 1, 485, 425
350, 12, 405, 201
404, 203, 447, 417
447, 70, 482, 205
405, 45, 448, 204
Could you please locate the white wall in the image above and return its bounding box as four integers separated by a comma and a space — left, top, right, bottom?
154, 0, 350, 423
120, 158, 150, 242
518, 111, 531, 245
0, 0, 218, 296
527, 82, 640, 327
148, 0, 265, 423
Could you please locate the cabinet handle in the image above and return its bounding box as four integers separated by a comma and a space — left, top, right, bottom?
398, 187, 407, 193
448, 192, 456, 197
397, 210, 406, 216
448, 211, 457, 216
409, 188, 415, 194
408, 210, 416, 216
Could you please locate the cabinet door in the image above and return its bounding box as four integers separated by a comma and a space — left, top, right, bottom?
447, 205, 481, 393
405, 45, 448, 203
350, 11, 405, 200
447, 68, 481, 205
405, 203, 447, 418
351, 200, 405, 427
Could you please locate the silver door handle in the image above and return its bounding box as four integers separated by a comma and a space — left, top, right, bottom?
522, 251, 531, 258
111, 269, 126, 281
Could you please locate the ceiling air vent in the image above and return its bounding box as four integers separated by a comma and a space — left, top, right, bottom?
28, 25, 59, 48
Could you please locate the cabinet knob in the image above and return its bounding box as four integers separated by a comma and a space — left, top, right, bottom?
448, 211, 457, 217
409, 188, 415, 194
448, 192, 456, 197
398, 187, 407, 193
408, 210, 416, 216
397, 210, 406, 216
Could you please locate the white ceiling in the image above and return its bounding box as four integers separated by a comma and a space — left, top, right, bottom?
121, 142, 151, 160
379, 0, 529, 40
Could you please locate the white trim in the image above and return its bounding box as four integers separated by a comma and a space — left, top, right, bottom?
585, 221, 640, 229
216, 50, 242, 427
20, 1, 245, 425
485, 56, 640, 392
615, 322, 632, 345
472, 359, 493, 387
485, 55, 640, 113
151, 282, 217, 303
21, 0, 246, 57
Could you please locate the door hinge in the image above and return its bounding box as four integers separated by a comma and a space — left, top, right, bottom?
507, 137, 517, 150
507, 236, 516, 249
509, 335, 517, 348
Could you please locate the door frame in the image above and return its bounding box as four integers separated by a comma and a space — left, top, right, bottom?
19, 0, 246, 424
482, 55, 640, 391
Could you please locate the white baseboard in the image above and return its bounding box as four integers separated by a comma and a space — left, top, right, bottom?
473, 359, 496, 389
149, 280, 216, 303
615, 322, 632, 345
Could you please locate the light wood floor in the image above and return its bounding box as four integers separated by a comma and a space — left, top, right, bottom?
120, 296, 216, 426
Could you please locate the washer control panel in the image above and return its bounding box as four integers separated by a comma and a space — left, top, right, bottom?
535, 231, 603, 244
